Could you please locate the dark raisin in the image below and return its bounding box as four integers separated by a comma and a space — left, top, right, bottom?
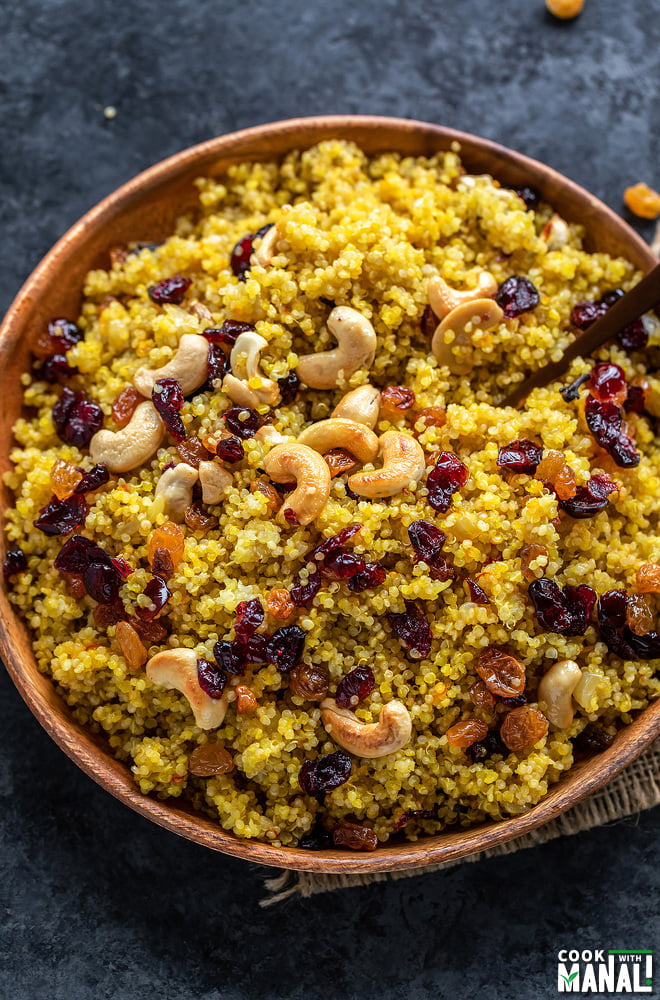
54, 535, 108, 574
197, 658, 227, 699
148, 275, 192, 305
215, 436, 244, 463
38, 354, 77, 382
3, 547, 27, 583
74, 464, 110, 494
589, 362, 627, 402
426, 451, 468, 512
136, 576, 171, 621
625, 384, 646, 414
204, 343, 231, 389
558, 474, 618, 518
151, 547, 174, 580
420, 304, 438, 339
513, 186, 540, 210
465, 578, 490, 604
598, 589, 629, 629
266, 624, 305, 673
213, 639, 246, 676
34, 494, 88, 537
335, 664, 375, 708
394, 807, 438, 832
466, 729, 507, 762
574, 723, 616, 755
131, 617, 171, 644
298, 824, 333, 850
560, 372, 591, 402
584, 396, 640, 468
223, 407, 262, 438
528, 578, 596, 636
93, 597, 128, 628
290, 570, 322, 607
299, 749, 352, 799
501, 693, 528, 708
600, 289, 625, 307
617, 319, 648, 352
277, 371, 300, 405
289, 662, 329, 702
387, 600, 432, 659
184, 501, 218, 532
176, 438, 213, 468
347, 561, 387, 592
497, 439, 543, 474
152, 378, 186, 442
495, 276, 540, 319
203, 320, 255, 346
82, 561, 119, 604
234, 598, 264, 642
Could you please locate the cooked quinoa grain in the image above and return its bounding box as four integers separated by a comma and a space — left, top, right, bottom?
5, 140, 660, 848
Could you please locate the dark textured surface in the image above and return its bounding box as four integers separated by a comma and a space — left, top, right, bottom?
1, 1, 660, 996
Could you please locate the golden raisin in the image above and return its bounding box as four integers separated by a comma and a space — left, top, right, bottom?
250, 479, 281, 510
380, 386, 416, 415
520, 543, 548, 581
332, 820, 378, 852
414, 406, 447, 429
151, 546, 174, 580
500, 706, 549, 752
184, 502, 218, 532
535, 450, 576, 499
476, 646, 526, 698
115, 621, 148, 672
626, 593, 654, 636
323, 448, 359, 477
177, 438, 214, 469
188, 744, 234, 777
554, 463, 577, 500
50, 459, 83, 500
148, 521, 185, 567
469, 679, 496, 710
446, 718, 489, 747
624, 182, 660, 220
32, 329, 58, 359
636, 563, 660, 594
266, 588, 295, 620
545, 0, 584, 18
111, 386, 142, 428
289, 662, 329, 702
235, 684, 258, 714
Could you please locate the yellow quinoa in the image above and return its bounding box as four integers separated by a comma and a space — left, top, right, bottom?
5, 140, 660, 848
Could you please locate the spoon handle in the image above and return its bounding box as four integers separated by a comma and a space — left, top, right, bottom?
503, 259, 660, 408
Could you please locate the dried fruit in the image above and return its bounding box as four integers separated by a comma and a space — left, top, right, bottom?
38, 354, 77, 382
426, 451, 468, 512
131, 617, 170, 645
152, 378, 186, 442
421, 304, 438, 339
624, 182, 660, 220
196, 658, 227, 698
636, 563, 660, 594
446, 718, 489, 747
528, 579, 596, 636
176, 437, 213, 468
213, 640, 246, 676
513, 186, 540, 210
266, 588, 295, 620
476, 646, 526, 698
466, 729, 507, 762
147, 275, 192, 305
203, 320, 255, 346
215, 435, 245, 463
380, 386, 415, 414
320, 548, 366, 581
136, 576, 171, 621
589, 362, 628, 404
289, 570, 322, 607
558, 474, 618, 518
148, 522, 185, 568
299, 749, 352, 798
234, 598, 264, 642
387, 601, 432, 659
497, 439, 543, 475
332, 820, 378, 851
394, 807, 438, 832
570, 291, 648, 353
500, 706, 549, 752
495, 276, 540, 319
34, 318, 83, 358
311, 524, 362, 562
299, 824, 333, 850
414, 406, 446, 429
54, 535, 107, 574
50, 459, 83, 499
223, 407, 262, 438
3, 547, 27, 584
250, 479, 281, 510
230, 231, 260, 280
323, 448, 358, 477
626, 593, 654, 636
335, 664, 375, 708
111, 386, 142, 427
184, 502, 219, 532
520, 543, 548, 581
277, 371, 300, 404
465, 578, 489, 604
115, 621, 148, 671
584, 395, 640, 468
469, 679, 496, 710
93, 598, 128, 628
83, 561, 119, 604
347, 561, 387, 593
573, 724, 615, 755
266, 624, 306, 673
625, 382, 647, 414
289, 662, 329, 701
235, 685, 258, 714
188, 744, 234, 776
34, 494, 88, 536
204, 343, 231, 389
151, 546, 174, 581
408, 519, 453, 581
74, 464, 110, 495
52, 387, 103, 448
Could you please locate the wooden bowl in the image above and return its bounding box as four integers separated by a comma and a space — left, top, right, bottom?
1, 116, 657, 875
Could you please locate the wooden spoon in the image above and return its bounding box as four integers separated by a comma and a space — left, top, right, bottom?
503, 260, 660, 408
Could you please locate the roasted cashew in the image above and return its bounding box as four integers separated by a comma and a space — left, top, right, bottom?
297, 418, 379, 464
251, 224, 278, 267
541, 214, 569, 250
89, 401, 165, 473
262, 442, 331, 526
331, 384, 381, 429
428, 272, 498, 321
222, 330, 279, 407
189, 300, 214, 324
155, 463, 198, 522
431, 298, 504, 374
537, 659, 583, 728
198, 460, 233, 505
320, 698, 412, 758
146, 648, 228, 730
296, 306, 377, 389
347, 430, 425, 499
133, 333, 210, 397
253, 425, 293, 447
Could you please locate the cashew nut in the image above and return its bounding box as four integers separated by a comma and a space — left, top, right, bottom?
347, 430, 426, 499
198, 460, 233, 505
297, 418, 379, 464
222, 330, 278, 407
331, 384, 381, 429
541, 214, 570, 250
427, 272, 498, 321
296, 307, 377, 389
89, 401, 165, 473
189, 300, 214, 324
251, 224, 278, 267
133, 333, 210, 397
254, 425, 293, 447
155, 463, 198, 522
537, 659, 583, 729
146, 648, 228, 730
320, 698, 412, 758
262, 442, 331, 526
431, 298, 504, 374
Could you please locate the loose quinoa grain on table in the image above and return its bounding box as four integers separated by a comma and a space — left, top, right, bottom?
4, 140, 660, 850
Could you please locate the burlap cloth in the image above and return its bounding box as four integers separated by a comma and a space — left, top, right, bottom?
261, 736, 660, 904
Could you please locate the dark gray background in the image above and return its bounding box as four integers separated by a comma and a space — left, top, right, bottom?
1, 1, 659, 997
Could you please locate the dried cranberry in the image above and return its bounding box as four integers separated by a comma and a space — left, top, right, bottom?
234, 598, 264, 642
571, 299, 608, 330
625, 384, 646, 414
574, 724, 615, 755
497, 439, 543, 474
202, 320, 255, 346
230, 227, 271, 280
38, 354, 78, 382
610, 626, 660, 660
74, 464, 110, 494
320, 549, 366, 581
215, 436, 244, 463
589, 362, 627, 402
266, 624, 305, 673
277, 371, 300, 405
111, 556, 133, 580
600, 289, 625, 307
387, 601, 432, 659
571, 290, 648, 353
394, 807, 438, 832
584, 396, 639, 468
347, 562, 387, 593
54, 535, 108, 574
204, 343, 230, 390
223, 407, 262, 438
240, 633, 269, 665
82, 561, 119, 604
426, 451, 468, 512
465, 578, 490, 604
152, 378, 186, 442
147, 275, 192, 305
421, 304, 438, 339
311, 525, 362, 561
513, 186, 540, 210
335, 664, 375, 708
3, 547, 27, 583
558, 474, 618, 518
560, 372, 591, 402
213, 640, 246, 676
299, 749, 352, 799
617, 319, 648, 352
283, 508, 300, 526
408, 520, 447, 563
52, 388, 103, 448
290, 570, 322, 607
197, 658, 227, 699
598, 589, 629, 629
495, 276, 540, 319
47, 318, 84, 350
528, 578, 596, 636
299, 824, 333, 850
466, 729, 507, 762
34, 494, 88, 536
136, 576, 171, 620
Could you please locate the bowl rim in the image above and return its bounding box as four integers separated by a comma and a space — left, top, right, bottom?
2, 113, 658, 874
